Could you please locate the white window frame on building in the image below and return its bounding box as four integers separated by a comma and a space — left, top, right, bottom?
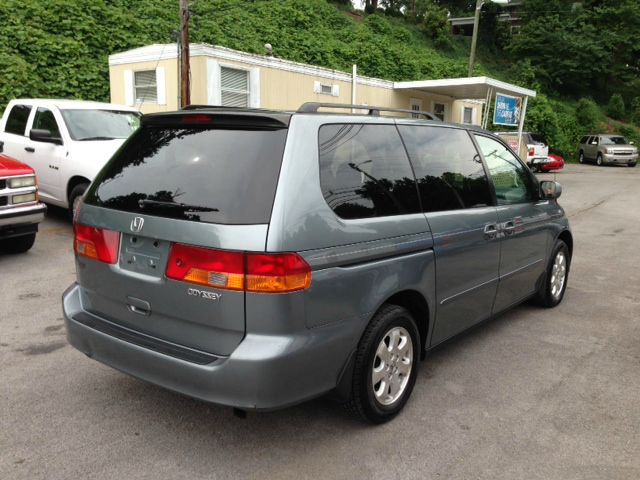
462, 106, 475, 124
220, 66, 250, 107
431, 101, 447, 121
123, 67, 166, 106
207, 60, 260, 108
409, 98, 423, 118
313, 81, 340, 97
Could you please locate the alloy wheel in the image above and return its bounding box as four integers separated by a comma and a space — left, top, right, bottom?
550, 251, 567, 300
371, 326, 413, 406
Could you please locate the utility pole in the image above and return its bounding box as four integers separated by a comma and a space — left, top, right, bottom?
468, 0, 509, 77
467, 0, 483, 77
180, 0, 190, 108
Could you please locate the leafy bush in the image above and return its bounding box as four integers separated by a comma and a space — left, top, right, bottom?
616, 124, 640, 147
607, 93, 625, 120
524, 94, 558, 146
631, 97, 640, 126
575, 98, 602, 132
420, 4, 449, 42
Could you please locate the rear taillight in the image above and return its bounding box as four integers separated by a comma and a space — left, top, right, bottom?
74, 224, 120, 264
246, 253, 312, 293
166, 244, 245, 290
528, 147, 535, 156
166, 244, 311, 293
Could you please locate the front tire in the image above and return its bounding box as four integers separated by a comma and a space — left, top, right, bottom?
345, 304, 420, 424
596, 154, 603, 166
1, 233, 36, 253
578, 151, 584, 164
535, 240, 570, 308
629, 162, 637, 167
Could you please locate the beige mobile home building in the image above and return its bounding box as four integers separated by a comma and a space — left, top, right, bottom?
108, 43, 534, 128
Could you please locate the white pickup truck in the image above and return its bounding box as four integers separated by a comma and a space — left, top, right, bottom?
494, 131, 550, 172
0, 99, 141, 213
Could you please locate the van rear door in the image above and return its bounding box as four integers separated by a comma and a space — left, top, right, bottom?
75, 111, 289, 356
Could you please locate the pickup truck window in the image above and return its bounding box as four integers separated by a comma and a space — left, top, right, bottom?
33, 108, 61, 139
5, 104, 32, 136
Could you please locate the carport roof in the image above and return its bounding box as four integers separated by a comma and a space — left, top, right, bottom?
393, 76, 536, 99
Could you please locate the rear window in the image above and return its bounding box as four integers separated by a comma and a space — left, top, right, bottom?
529, 133, 546, 145
84, 125, 287, 224
4, 104, 32, 135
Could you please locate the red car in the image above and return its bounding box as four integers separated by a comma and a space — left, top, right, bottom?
0, 152, 47, 253
537, 153, 565, 172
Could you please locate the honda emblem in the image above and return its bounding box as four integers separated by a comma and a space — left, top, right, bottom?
130, 217, 144, 233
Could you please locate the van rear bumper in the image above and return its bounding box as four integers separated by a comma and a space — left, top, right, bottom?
62, 283, 362, 410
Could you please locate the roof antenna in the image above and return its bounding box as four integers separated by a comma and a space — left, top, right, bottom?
264, 43, 273, 57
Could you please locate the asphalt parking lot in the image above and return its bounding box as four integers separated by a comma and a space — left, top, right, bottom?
1, 164, 639, 480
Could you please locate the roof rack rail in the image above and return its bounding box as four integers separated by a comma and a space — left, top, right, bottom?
297, 102, 440, 121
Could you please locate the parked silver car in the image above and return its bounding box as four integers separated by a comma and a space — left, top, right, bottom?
62, 103, 572, 423
578, 134, 637, 167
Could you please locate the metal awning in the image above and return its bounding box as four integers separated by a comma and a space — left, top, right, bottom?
393, 76, 536, 155
393, 76, 536, 100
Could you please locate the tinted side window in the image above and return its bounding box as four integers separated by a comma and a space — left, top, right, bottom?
319, 124, 420, 219
475, 135, 534, 205
398, 125, 493, 212
579, 136, 588, 144
5, 104, 32, 135
33, 108, 61, 139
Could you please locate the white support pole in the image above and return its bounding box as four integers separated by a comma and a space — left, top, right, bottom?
516, 95, 529, 159
483, 87, 492, 129
351, 64, 357, 113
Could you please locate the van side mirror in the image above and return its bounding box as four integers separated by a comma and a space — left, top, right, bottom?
540, 180, 562, 200
30, 129, 63, 145
630, 141, 635, 145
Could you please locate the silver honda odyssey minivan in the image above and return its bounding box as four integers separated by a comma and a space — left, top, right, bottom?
63, 103, 572, 423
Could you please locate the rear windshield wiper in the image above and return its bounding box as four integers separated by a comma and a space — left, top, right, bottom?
138, 199, 219, 212
79, 136, 117, 141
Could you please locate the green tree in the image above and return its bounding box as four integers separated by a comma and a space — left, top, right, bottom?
631, 97, 640, 126
575, 98, 601, 132
607, 93, 625, 120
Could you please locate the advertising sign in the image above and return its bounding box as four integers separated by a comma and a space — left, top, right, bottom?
493, 93, 522, 126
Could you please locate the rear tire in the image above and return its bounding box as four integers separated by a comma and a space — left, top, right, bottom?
344, 304, 420, 424
535, 240, 570, 308
1, 233, 36, 253
69, 183, 89, 220
596, 154, 603, 166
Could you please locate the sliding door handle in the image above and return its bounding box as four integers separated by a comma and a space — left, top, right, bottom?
503, 221, 516, 235
483, 224, 498, 240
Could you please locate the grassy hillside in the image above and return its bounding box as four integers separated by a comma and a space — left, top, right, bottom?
0, 0, 636, 159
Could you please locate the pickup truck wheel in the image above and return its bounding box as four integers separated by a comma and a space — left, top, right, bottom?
578, 151, 584, 164
1, 233, 36, 253
344, 304, 419, 424
69, 183, 89, 220
535, 240, 570, 308
596, 154, 603, 166
629, 162, 637, 167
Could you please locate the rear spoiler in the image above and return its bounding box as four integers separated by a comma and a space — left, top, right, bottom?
142, 110, 290, 129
